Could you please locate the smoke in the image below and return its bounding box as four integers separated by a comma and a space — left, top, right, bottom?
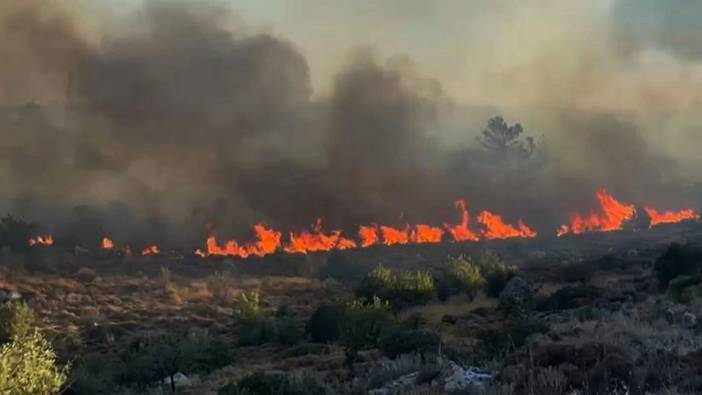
0, 0, 700, 247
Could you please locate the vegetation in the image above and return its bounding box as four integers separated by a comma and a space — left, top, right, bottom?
447, 254, 485, 300
340, 297, 393, 365
474, 250, 517, 298
655, 243, 702, 288
0, 303, 68, 395
478, 319, 549, 357
0, 215, 38, 253
356, 265, 435, 310
378, 329, 441, 359
306, 304, 344, 343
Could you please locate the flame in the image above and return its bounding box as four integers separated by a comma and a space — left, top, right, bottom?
411, 224, 444, 243
204, 224, 282, 258
644, 207, 699, 228
284, 219, 355, 254
558, 189, 636, 236
477, 211, 537, 239
443, 199, 479, 242
28, 235, 54, 246
359, 225, 380, 247
379, 225, 411, 245
140, 245, 160, 255
102, 237, 114, 249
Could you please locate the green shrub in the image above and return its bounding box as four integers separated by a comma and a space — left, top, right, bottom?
340, 297, 393, 356
668, 274, 702, 304
237, 290, 262, 321
475, 250, 517, 298
0, 304, 68, 395
238, 316, 276, 346
447, 255, 485, 301
276, 317, 303, 346
65, 353, 116, 395
378, 329, 441, 359
478, 319, 549, 356
306, 304, 344, 343
356, 265, 435, 310
0, 302, 37, 343
654, 243, 702, 289
218, 372, 294, 395
539, 285, 601, 310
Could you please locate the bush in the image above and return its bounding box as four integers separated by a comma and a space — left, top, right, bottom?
539, 285, 601, 311
655, 243, 702, 289
0, 215, 38, 253
0, 302, 37, 343
475, 250, 518, 298
207, 271, 234, 302
65, 353, 115, 395
306, 304, 344, 343
378, 329, 441, 359
557, 262, 596, 283
668, 274, 702, 304
340, 297, 393, 357
356, 265, 435, 310
0, 304, 68, 395
478, 319, 549, 356
237, 290, 262, 321
276, 317, 303, 346
218, 372, 294, 395
447, 255, 485, 300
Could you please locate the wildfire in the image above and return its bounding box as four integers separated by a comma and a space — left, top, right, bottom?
558, 190, 637, 236
102, 237, 114, 249
203, 224, 282, 258
284, 219, 356, 254
477, 211, 537, 240
443, 200, 479, 242
644, 207, 700, 228
141, 245, 160, 255
28, 235, 54, 246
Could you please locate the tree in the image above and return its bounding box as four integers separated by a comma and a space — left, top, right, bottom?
0, 304, 68, 395
0, 215, 38, 253
477, 116, 535, 162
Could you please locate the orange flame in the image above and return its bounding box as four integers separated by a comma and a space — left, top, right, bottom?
444, 199, 479, 242
379, 225, 411, 245
28, 235, 54, 246
358, 225, 380, 247
558, 189, 636, 236
102, 237, 114, 249
140, 245, 160, 255
477, 211, 537, 239
284, 219, 356, 254
411, 224, 444, 243
644, 207, 699, 228
205, 224, 282, 258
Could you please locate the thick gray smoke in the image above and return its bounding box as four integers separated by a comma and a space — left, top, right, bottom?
0, 0, 699, 248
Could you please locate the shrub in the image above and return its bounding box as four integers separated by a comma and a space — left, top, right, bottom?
378, 329, 441, 359
475, 250, 518, 298
478, 319, 549, 356
447, 255, 485, 300
65, 353, 115, 395
356, 265, 435, 310
0, 302, 37, 343
207, 271, 234, 302
654, 243, 702, 289
306, 304, 344, 343
218, 372, 294, 395
158, 266, 173, 290
539, 285, 601, 311
276, 317, 303, 346
237, 290, 262, 321
0, 215, 38, 253
668, 274, 702, 304
0, 304, 68, 395
557, 262, 595, 284
340, 297, 393, 358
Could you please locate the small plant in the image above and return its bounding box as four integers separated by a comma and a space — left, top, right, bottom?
654, 243, 702, 289
237, 290, 262, 321
0, 303, 69, 395
207, 271, 234, 302
478, 319, 548, 357
668, 274, 702, 304
378, 329, 441, 359
340, 297, 393, 366
356, 265, 435, 310
448, 255, 486, 301
158, 266, 173, 290
306, 304, 344, 343
0, 302, 37, 343
474, 250, 517, 298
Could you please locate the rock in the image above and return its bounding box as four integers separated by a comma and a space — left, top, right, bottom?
683, 311, 698, 328
441, 362, 492, 391
8, 290, 21, 301
75, 267, 97, 281
368, 372, 419, 395
65, 293, 83, 305
0, 289, 7, 303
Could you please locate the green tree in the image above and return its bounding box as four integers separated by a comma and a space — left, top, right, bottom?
0, 304, 68, 395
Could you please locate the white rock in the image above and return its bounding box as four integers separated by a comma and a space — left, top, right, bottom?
442, 362, 492, 392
